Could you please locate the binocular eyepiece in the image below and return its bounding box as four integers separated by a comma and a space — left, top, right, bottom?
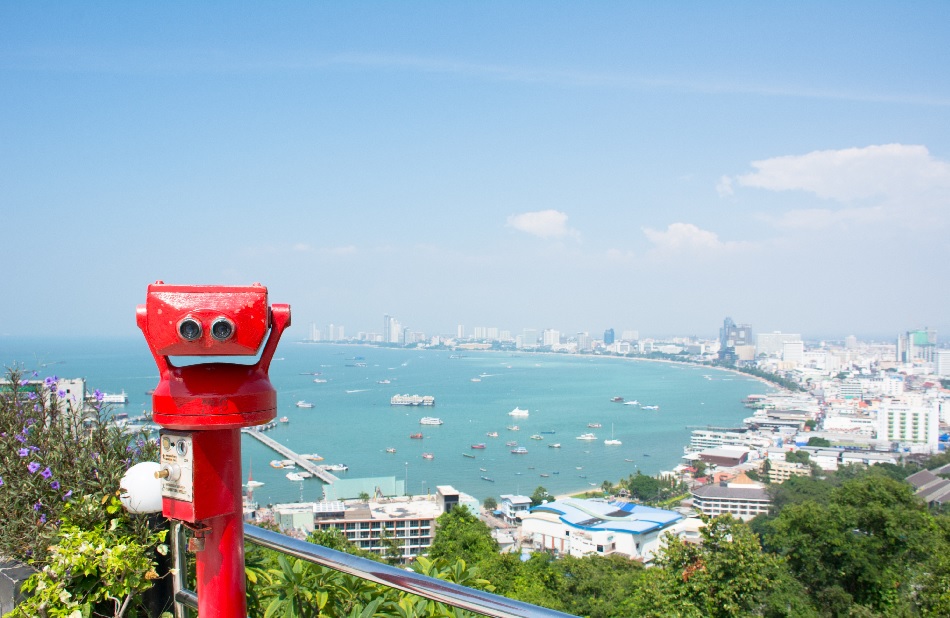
177, 316, 235, 342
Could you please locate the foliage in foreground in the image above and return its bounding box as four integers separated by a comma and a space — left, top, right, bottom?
0, 368, 165, 617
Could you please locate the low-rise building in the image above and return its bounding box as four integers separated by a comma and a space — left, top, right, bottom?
689, 473, 771, 521
520, 498, 684, 563
766, 459, 811, 484
498, 494, 532, 525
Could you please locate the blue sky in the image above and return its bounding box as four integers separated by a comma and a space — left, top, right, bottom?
2, 3, 948, 341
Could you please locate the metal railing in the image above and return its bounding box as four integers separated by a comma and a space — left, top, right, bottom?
170, 522, 575, 618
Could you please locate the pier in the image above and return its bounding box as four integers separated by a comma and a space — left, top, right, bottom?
242, 428, 340, 484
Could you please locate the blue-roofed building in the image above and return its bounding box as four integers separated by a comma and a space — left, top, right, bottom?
520, 498, 685, 563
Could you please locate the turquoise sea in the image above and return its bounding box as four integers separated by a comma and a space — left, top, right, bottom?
0, 337, 773, 504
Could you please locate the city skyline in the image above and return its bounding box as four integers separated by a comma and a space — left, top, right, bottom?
2, 4, 948, 340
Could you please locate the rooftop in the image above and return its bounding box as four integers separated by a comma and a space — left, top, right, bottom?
529, 498, 682, 535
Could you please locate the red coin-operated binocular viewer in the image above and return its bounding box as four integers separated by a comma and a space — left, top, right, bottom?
138, 281, 291, 618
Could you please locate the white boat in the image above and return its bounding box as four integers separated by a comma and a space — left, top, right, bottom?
508, 407, 530, 417
576, 433, 597, 441
313, 378, 327, 383
377, 379, 391, 384
548, 443, 561, 448
604, 424, 622, 445
320, 463, 349, 471
623, 400, 640, 406
470, 378, 481, 382
300, 453, 324, 461
420, 417, 443, 425
101, 391, 128, 404
286, 472, 306, 482
641, 405, 660, 410
296, 400, 314, 408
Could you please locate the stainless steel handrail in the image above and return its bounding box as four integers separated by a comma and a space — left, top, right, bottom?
168, 522, 575, 617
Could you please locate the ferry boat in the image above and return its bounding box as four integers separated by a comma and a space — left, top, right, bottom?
576, 433, 597, 441
422, 453, 434, 460
420, 417, 443, 425
391, 394, 435, 406
508, 407, 530, 417
101, 391, 129, 404
486, 431, 499, 438
510, 446, 529, 455
587, 422, 602, 428
409, 433, 424, 439
296, 400, 314, 408
471, 443, 486, 449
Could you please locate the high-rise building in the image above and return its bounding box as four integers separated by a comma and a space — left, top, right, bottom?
756, 332, 802, 357
576, 332, 592, 352
521, 329, 539, 349
603, 328, 615, 345
542, 329, 560, 347
383, 315, 401, 344
897, 328, 937, 363
621, 330, 639, 342
719, 317, 752, 363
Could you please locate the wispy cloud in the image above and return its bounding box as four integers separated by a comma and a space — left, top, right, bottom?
731, 144, 950, 201
642, 222, 748, 255
506, 210, 579, 240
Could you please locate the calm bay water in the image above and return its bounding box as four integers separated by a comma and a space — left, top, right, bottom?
0, 337, 772, 503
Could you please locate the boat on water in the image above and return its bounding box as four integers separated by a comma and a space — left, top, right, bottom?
409, 433, 423, 439
481, 476, 494, 482
422, 453, 434, 460
320, 463, 349, 471
313, 378, 327, 383
101, 391, 129, 404
301, 453, 324, 461
286, 472, 306, 482
623, 400, 640, 406
463, 453, 476, 458
540, 473, 550, 477
471, 443, 486, 449
506, 425, 520, 431
604, 424, 622, 445
610, 396, 624, 403
508, 407, 530, 417
511, 446, 528, 454
479, 467, 487, 472
279, 416, 289, 423
641, 405, 660, 410
576, 433, 597, 441
548, 443, 561, 448
377, 379, 391, 384
391, 394, 436, 406
588, 422, 602, 428
296, 400, 315, 408
505, 440, 518, 447
486, 431, 499, 438
420, 417, 443, 425
624, 458, 635, 462
539, 430, 556, 434
385, 447, 397, 453
470, 378, 481, 382
530, 434, 543, 440
245, 461, 264, 488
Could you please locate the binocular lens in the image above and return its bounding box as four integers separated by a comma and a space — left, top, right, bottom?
178, 318, 202, 341
211, 317, 235, 341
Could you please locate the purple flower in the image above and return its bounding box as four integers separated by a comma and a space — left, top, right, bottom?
14, 434, 26, 443
50, 481, 60, 490
62, 490, 72, 501
18, 448, 28, 457
33, 404, 41, 412
33, 502, 41, 511
31, 371, 38, 377
41, 467, 52, 479
19, 379, 29, 386
29, 446, 39, 452
39, 514, 46, 524
44, 377, 55, 386
27, 462, 40, 474
57, 390, 65, 398
25, 418, 35, 427
0, 477, 4, 487
27, 392, 37, 400
94, 389, 104, 402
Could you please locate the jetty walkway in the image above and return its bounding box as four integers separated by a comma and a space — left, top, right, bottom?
242, 428, 339, 484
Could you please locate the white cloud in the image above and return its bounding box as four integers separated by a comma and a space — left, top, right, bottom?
764, 206, 887, 230
506, 210, 577, 239
321, 245, 357, 256
642, 222, 743, 254
716, 175, 734, 197
732, 144, 950, 201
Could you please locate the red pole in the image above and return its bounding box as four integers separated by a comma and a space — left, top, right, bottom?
192, 429, 246, 617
